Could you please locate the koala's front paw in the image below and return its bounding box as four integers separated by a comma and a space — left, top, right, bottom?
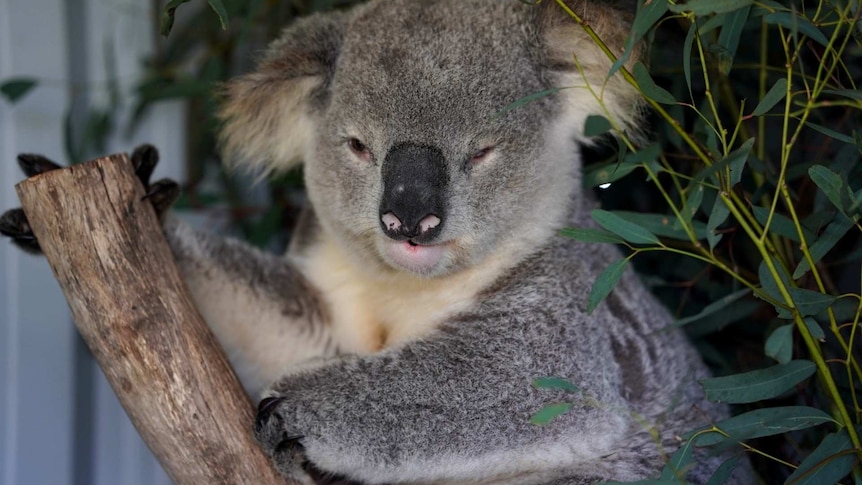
0, 145, 180, 255
255, 397, 316, 484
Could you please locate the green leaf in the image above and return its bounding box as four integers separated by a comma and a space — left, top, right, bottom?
609, 0, 669, 77
584, 115, 613, 137
803, 317, 825, 341
789, 288, 837, 317
532, 377, 580, 393
683, 22, 696, 96
806, 122, 856, 144
793, 215, 854, 278
530, 402, 574, 426
692, 406, 834, 446
632, 62, 676, 104
559, 227, 624, 244
764, 12, 830, 47
786, 430, 857, 485
823, 89, 862, 101
765, 324, 793, 364
587, 258, 629, 314
715, 6, 751, 75
207, 0, 229, 30
751, 78, 788, 116
674, 289, 751, 327
706, 194, 730, 249
659, 437, 695, 481
161, 0, 192, 37
707, 457, 740, 485
692, 138, 754, 187
700, 360, 814, 404
751, 205, 815, 243
583, 162, 640, 188
612, 211, 708, 240
669, 0, 754, 15
809, 165, 855, 217
757, 257, 792, 310
0, 78, 37, 103
592, 210, 660, 245
682, 185, 704, 226
496, 87, 565, 118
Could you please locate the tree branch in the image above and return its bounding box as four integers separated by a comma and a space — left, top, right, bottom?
16, 153, 286, 485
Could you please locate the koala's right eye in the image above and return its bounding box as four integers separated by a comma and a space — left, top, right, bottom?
348, 138, 371, 162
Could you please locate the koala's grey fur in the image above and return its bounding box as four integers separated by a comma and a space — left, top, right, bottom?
163, 1, 753, 483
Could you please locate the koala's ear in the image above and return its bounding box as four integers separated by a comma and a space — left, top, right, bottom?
537, 1, 644, 142
218, 11, 348, 174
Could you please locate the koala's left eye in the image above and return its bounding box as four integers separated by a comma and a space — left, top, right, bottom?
348, 138, 371, 162
470, 147, 494, 163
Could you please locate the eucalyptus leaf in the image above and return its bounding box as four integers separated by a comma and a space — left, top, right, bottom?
161, 0, 193, 37
751, 78, 788, 116
785, 430, 856, 485
609, 0, 669, 77
587, 258, 629, 314
584, 115, 613, 137
559, 227, 625, 244
659, 437, 695, 481
793, 215, 854, 278
691, 138, 754, 187
706, 195, 730, 249
765, 324, 793, 364
532, 377, 580, 393
674, 289, 751, 327
496, 87, 565, 118
692, 406, 834, 446
823, 89, 862, 101
803, 317, 825, 341
207, 0, 230, 30
592, 210, 660, 245
632, 62, 676, 104
530, 402, 574, 426
0, 78, 37, 103
706, 457, 740, 485
806, 122, 855, 144
788, 288, 837, 317
583, 162, 640, 188
715, 6, 751, 75
612, 211, 708, 240
764, 12, 830, 47
700, 360, 814, 404
809, 165, 855, 217
669, 0, 753, 15
751, 205, 815, 243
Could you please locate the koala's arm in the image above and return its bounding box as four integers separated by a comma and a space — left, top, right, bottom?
162, 218, 335, 396
257, 307, 629, 484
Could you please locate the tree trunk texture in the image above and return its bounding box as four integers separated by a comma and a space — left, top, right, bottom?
16, 154, 287, 485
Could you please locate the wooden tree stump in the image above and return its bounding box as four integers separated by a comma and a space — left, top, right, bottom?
16, 154, 286, 485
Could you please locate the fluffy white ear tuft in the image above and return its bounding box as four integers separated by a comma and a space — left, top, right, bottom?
538, 1, 645, 144
218, 12, 348, 175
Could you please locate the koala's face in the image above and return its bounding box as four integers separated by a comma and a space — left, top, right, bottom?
305, 0, 573, 277
220, 0, 639, 278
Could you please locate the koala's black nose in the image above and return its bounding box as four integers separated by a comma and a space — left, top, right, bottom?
379, 143, 448, 243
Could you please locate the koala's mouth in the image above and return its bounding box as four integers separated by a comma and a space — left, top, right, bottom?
383, 239, 449, 275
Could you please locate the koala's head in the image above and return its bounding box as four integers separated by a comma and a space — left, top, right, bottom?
220, 0, 641, 278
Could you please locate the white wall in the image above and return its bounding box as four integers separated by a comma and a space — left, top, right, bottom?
1, 1, 184, 483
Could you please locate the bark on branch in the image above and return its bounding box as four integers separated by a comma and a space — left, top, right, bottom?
16, 154, 286, 485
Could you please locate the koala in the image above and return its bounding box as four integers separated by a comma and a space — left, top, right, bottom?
1, 0, 754, 484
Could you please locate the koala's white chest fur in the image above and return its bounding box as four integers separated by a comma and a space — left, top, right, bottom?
295, 235, 504, 353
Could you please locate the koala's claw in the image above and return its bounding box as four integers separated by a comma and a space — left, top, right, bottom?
0, 209, 41, 254
131, 144, 159, 187
255, 397, 316, 483
142, 179, 181, 217
17, 154, 63, 177
2, 145, 178, 255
